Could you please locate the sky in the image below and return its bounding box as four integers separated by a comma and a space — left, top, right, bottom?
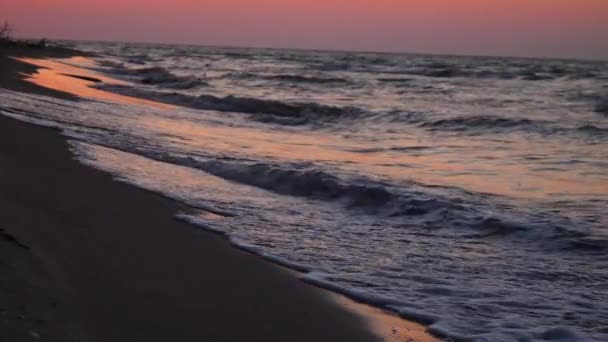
2, 0, 608, 60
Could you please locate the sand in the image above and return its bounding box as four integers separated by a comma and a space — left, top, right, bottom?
0, 45, 438, 342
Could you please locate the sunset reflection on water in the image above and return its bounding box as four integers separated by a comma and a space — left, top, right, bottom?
18, 56, 608, 201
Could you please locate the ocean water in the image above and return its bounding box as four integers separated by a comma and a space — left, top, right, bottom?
1, 41, 607, 341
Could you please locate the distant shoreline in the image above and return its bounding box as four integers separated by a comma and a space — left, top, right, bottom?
24, 37, 608, 63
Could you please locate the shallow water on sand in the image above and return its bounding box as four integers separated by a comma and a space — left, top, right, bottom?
1, 42, 607, 341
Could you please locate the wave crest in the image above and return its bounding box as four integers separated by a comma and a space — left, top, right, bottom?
419, 115, 536, 131
99, 85, 363, 124
111, 66, 208, 89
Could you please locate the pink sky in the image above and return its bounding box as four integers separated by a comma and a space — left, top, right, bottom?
2, 0, 608, 59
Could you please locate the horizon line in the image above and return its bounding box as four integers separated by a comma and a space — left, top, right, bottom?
14, 34, 608, 63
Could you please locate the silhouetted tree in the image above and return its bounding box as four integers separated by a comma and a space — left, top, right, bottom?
0, 21, 12, 41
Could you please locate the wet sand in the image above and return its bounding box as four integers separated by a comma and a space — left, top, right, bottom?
0, 45, 438, 342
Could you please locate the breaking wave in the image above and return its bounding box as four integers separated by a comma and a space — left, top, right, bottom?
99, 85, 363, 124
72, 138, 605, 256
64, 140, 600, 252
98, 84, 608, 137
108, 66, 208, 89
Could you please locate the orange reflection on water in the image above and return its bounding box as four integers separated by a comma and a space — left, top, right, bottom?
18, 56, 608, 200
16, 57, 173, 109
139, 114, 608, 199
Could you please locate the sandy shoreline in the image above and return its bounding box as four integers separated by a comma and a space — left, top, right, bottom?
0, 45, 438, 342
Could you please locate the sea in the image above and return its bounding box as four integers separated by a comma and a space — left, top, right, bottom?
1, 41, 607, 341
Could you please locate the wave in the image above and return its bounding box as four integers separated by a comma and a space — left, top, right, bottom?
65, 140, 603, 253
377, 77, 414, 83
350, 146, 432, 154
417, 115, 608, 138
99, 85, 363, 124
373, 65, 562, 81
577, 124, 608, 135
102, 147, 567, 241
164, 158, 402, 209
92, 145, 466, 220
262, 74, 351, 84
125, 54, 153, 65
225, 72, 350, 85
417, 68, 459, 78
97, 84, 608, 137
560, 90, 608, 116
595, 99, 608, 115
466, 217, 528, 238
247, 114, 311, 126
109, 66, 208, 89
98, 59, 125, 68
419, 115, 537, 131
374, 67, 462, 79
567, 237, 608, 252
371, 62, 603, 81
519, 71, 556, 81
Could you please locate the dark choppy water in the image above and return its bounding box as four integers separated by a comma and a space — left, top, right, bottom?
1, 41, 607, 341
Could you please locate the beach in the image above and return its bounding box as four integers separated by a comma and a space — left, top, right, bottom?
0, 46, 437, 342
3, 1, 607, 340
2, 39, 606, 341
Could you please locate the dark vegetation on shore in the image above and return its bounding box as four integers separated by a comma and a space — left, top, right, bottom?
0, 21, 93, 97
0, 21, 48, 48
0, 21, 10, 41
